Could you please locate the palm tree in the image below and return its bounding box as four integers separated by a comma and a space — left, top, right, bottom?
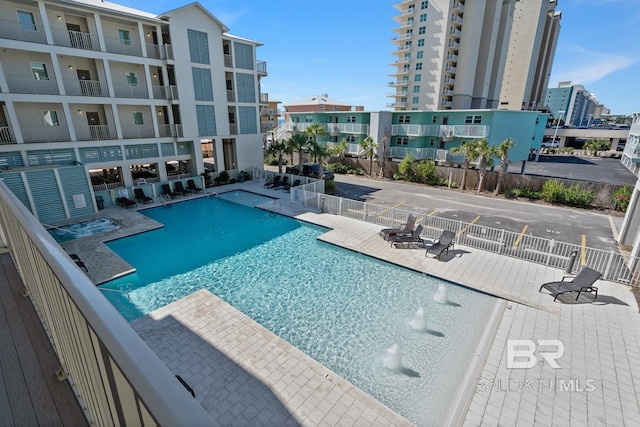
267, 140, 288, 173
494, 138, 515, 195
306, 140, 331, 175
288, 133, 309, 172
475, 139, 497, 194
330, 138, 348, 163
451, 140, 480, 191
360, 136, 378, 175
305, 123, 326, 148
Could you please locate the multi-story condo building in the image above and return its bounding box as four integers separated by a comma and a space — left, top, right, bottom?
389, 0, 516, 111
544, 81, 597, 127
621, 112, 640, 176
499, 0, 561, 111
283, 109, 547, 171
0, 0, 267, 222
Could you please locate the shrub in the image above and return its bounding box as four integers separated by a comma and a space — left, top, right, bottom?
327, 163, 351, 174
510, 187, 541, 199
324, 179, 336, 193
397, 154, 416, 182
559, 147, 574, 154
415, 160, 440, 185
264, 154, 287, 166
613, 185, 633, 212
540, 179, 566, 203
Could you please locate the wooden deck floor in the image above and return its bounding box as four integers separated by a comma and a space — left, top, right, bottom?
0, 253, 87, 426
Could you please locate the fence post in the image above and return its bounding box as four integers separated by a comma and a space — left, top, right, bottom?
338, 197, 342, 216
545, 239, 556, 266
363, 202, 367, 221
499, 229, 505, 254
603, 251, 616, 280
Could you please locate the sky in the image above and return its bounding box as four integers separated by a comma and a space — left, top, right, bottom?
113, 0, 639, 115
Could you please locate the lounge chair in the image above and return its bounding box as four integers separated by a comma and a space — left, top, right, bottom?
539, 267, 602, 301
390, 224, 424, 248
116, 197, 137, 209
425, 230, 456, 259
380, 214, 417, 241
274, 175, 289, 190
187, 179, 203, 193
162, 184, 179, 199
264, 175, 280, 188
283, 179, 301, 193
174, 181, 190, 196
134, 188, 153, 204
68, 254, 88, 272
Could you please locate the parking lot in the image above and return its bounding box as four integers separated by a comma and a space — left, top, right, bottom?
332, 172, 624, 253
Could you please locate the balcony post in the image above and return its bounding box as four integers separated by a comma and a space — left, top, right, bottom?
61, 104, 78, 141
37, 2, 55, 44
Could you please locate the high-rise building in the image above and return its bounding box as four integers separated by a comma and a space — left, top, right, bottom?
544, 81, 597, 127
499, 0, 561, 111
0, 0, 267, 221
388, 0, 516, 111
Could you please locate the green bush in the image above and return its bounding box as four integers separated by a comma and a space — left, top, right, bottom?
324, 179, 336, 193
540, 180, 594, 206
613, 185, 633, 212
327, 163, 351, 174
510, 187, 541, 199
415, 160, 440, 185
264, 154, 287, 166
397, 154, 416, 181
558, 147, 574, 154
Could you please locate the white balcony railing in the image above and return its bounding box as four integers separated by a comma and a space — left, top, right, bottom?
76, 125, 114, 141
152, 85, 178, 100
0, 126, 16, 144
121, 124, 155, 139
326, 123, 370, 135
113, 83, 149, 99
0, 18, 47, 43
51, 28, 99, 50
64, 79, 108, 97
22, 126, 70, 143
6, 75, 59, 95
103, 35, 143, 56
257, 60, 267, 75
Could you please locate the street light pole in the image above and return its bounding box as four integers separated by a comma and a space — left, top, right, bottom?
552, 110, 565, 146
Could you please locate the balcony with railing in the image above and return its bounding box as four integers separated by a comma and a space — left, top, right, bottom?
386, 101, 407, 108
390, 124, 440, 137
448, 40, 460, 50
390, 68, 410, 77
391, 57, 411, 66
224, 54, 233, 67
445, 64, 457, 74
443, 76, 455, 86
392, 45, 413, 54
391, 33, 414, 42
326, 123, 370, 135
327, 141, 361, 156
389, 90, 409, 97
22, 126, 71, 143
152, 85, 178, 100
257, 60, 268, 75
51, 28, 99, 50
63, 79, 108, 97
158, 124, 183, 138
449, 28, 461, 38
229, 124, 238, 135
113, 83, 149, 99
145, 43, 174, 60
103, 35, 143, 57
6, 75, 59, 95
453, 1, 465, 13
121, 124, 155, 139
227, 90, 235, 102
0, 18, 47, 43
446, 53, 458, 63
451, 14, 463, 25
260, 107, 281, 116
75, 124, 116, 141
260, 93, 269, 104
0, 126, 16, 144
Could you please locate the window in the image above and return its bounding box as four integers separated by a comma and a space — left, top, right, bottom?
403, 64, 410, 72
346, 136, 355, 143
407, 17, 414, 26
416, 63, 422, 70
465, 115, 482, 124
305, 115, 314, 123
347, 116, 356, 123
196, 105, 217, 136
413, 86, 420, 93
420, 13, 428, 22
432, 115, 437, 123
118, 29, 131, 45
17, 10, 36, 31
234, 42, 254, 70
397, 137, 409, 146
132, 112, 144, 125
417, 39, 424, 47
421, 1, 429, 9
465, 115, 473, 124
398, 115, 411, 124
187, 29, 210, 64
236, 73, 256, 102
192, 68, 213, 101
125, 72, 138, 86
416, 51, 423, 59
412, 97, 419, 104
418, 26, 426, 35
30, 63, 48, 80
414, 74, 421, 82
42, 110, 59, 126
404, 41, 412, 49
238, 106, 257, 134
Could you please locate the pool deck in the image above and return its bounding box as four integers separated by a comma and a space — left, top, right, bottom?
68, 180, 640, 426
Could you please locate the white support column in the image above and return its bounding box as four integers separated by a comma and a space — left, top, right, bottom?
37, 2, 54, 45
4, 102, 24, 143
61, 103, 77, 141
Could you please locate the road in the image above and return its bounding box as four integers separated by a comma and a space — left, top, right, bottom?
332, 173, 622, 252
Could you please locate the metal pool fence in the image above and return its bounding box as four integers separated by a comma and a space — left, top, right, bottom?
291, 188, 640, 287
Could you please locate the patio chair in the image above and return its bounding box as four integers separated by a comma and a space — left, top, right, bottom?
539, 267, 602, 301
187, 179, 203, 193
116, 197, 137, 209
380, 214, 417, 241
264, 175, 280, 188
274, 175, 289, 190
134, 188, 153, 204
425, 230, 456, 259
162, 184, 179, 199
68, 254, 88, 272
390, 224, 424, 248
283, 179, 301, 193
174, 181, 190, 196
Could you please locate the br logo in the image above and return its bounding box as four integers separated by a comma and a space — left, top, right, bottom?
507, 339, 564, 369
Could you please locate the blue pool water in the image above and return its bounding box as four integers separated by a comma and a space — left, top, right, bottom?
101, 193, 497, 425
48, 218, 119, 242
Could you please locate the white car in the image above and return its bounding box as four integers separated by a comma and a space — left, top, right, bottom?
540, 141, 559, 148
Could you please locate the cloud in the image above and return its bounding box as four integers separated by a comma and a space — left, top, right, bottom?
552, 46, 636, 85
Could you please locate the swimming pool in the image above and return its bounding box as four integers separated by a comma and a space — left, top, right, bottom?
48, 217, 119, 243
100, 193, 497, 425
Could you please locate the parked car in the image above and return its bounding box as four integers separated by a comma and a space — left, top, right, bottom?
540, 141, 559, 148
286, 163, 335, 180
